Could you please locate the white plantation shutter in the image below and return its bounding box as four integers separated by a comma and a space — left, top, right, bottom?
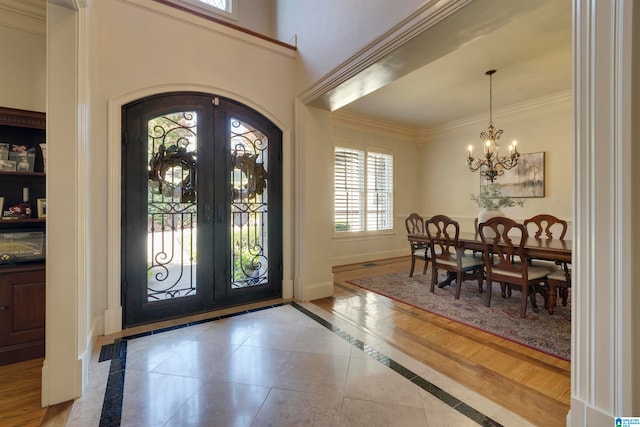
367, 152, 393, 231
334, 148, 364, 232
334, 146, 393, 232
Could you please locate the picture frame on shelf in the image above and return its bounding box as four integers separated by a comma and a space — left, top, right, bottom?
37, 198, 46, 219
0, 143, 8, 160
39, 143, 46, 173
0, 159, 16, 172
0, 197, 3, 216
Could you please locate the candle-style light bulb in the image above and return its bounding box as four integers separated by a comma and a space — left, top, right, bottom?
484, 140, 491, 155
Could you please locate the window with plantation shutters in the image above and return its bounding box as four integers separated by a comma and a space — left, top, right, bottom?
334, 147, 393, 232
367, 152, 393, 230
334, 148, 364, 232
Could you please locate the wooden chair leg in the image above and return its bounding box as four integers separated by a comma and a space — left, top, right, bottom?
485, 278, 493, 307
429, 264, 438, 293
547, 282, 558, 315
454, 271, 463, 299
500, 283, 508, 298
528, 285, 539, 313
561, 286, 569, 306
409, 256, 416, 277
520, 285, 529, 318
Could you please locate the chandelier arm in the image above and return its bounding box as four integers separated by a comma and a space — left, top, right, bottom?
495, 155, 519, 170
467, 160, 485, 172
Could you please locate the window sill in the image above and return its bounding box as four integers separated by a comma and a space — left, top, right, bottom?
333, 230, 396, 241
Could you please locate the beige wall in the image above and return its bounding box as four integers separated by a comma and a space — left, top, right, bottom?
274, 0, 425, 92
0, 25, 45, 111
422, 92, 572, 236
327, 92, 572, 267
329, 113, 422, 266
293, 105, 334, 299
85, 0, 297, 329
37, 0, 640, 417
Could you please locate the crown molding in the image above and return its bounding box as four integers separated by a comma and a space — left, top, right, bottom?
298, 0, 472, 108
0, 0, 45, 35
425, 90, 572, 138
332, 111, 418, 143
332, 90, 571, 146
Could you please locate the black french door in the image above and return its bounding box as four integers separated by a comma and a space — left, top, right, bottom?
122, 92, 282, 327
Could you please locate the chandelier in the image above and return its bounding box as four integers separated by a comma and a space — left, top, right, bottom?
466, 69, 519, 182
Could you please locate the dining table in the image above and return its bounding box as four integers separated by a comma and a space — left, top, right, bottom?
407, 232, 572, 315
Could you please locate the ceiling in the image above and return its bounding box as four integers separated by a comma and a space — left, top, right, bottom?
332, 0, 572, 129
3, 0, 571, 130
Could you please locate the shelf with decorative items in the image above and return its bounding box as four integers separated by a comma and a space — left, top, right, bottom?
0, 107, 46, 226
0, 107, 46, 365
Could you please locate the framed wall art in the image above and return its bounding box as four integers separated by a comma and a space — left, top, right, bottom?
481, 152, 545, 198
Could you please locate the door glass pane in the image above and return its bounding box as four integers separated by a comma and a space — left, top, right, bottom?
230, 118, 268, 288
147, 112, 198, 301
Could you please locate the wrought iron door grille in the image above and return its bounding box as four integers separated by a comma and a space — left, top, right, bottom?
146, 112, 198, 301
230, 118, 269, 288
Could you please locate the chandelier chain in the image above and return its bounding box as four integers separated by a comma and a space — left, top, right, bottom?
488, 70, 493, 126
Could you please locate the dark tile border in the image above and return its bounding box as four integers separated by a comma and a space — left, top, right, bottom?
291, 302, 503, 427
97, 302, 502, 427
98, 338, 127, 427
97, 304, 284, 426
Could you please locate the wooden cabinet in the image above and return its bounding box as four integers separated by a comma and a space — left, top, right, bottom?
0, 107, 46, 365
0, 264, 45, 365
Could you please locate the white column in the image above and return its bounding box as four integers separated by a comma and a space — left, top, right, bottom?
42, 2, 86, 405
293, 101, 335, 301
571, 0, 636, 424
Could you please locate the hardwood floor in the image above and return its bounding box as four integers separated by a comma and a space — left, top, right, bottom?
313, 256, 571, 427
0, 358, 47, 427
0, 256, 570, 426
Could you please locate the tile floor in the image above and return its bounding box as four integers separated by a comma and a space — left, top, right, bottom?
66, 302, 534, 427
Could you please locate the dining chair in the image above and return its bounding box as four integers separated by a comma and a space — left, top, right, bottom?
405, 213, 429, 277
478, 216, 553, 318
546, 262, 571, 314
523, 214, 567, 240
425, 215, 485, 298
524, 213, 571, 311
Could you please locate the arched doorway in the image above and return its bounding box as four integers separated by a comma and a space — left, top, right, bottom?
121, 92, 283, 327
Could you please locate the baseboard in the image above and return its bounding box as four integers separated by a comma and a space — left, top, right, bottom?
332, 249, 407, 266
41, 356, 83, 406
299, 277, 334, 301
282, 278, 294, 299
104, 306, 122, 335
570, 397, 615, 426
81, 316, 100, 391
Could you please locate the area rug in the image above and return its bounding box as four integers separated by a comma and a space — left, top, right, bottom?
348, 270, 571, 360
